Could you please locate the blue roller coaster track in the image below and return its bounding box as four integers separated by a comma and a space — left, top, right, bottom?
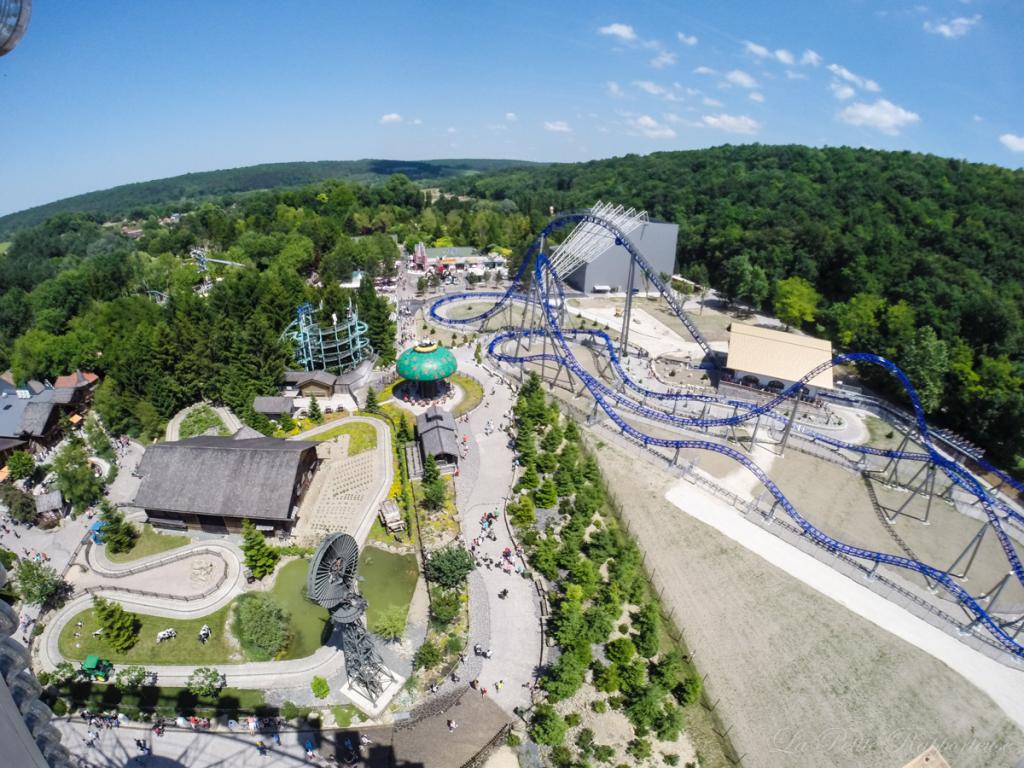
428, 210, 1024, 659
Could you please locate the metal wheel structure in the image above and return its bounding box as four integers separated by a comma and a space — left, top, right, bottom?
0, 0, 31, 56
306, 533, 395, 703
427, 203, 1024, 661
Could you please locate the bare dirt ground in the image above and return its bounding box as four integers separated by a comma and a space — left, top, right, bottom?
590, 437, 1024, 768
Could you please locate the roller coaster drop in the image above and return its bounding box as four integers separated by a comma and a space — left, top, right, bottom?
428, 205, 1024, 661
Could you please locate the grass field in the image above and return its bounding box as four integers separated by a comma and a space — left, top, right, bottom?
105, 524, 190, 563
179, 405, 229, 439
0, 242, 9, 255
60, 559, 329, 664
59, 603, 237, 665
451, 373, 483, 416
309, 421, 378, 454
357, 545, 418, 633
266, 559, 330, 659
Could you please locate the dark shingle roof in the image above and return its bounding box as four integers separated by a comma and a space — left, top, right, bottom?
35, 491, 64, 514
416, 406, 459, 459
134, 435, 317, 521
253, 396, 294, 416
18, 401, 57, 437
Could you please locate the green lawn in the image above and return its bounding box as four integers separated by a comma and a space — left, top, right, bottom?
357, 545, 418, 634
106, 524, 190, 563
179, 405, 229, 439
452, 373, 484, 416
310, 421, 378, 454
266, 559, 330, 659
59, 603, 237, 665
0, 242, 9, 255
50, 682, 269, 717
59, 559, 330, 664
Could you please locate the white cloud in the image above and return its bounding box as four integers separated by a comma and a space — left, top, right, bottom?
828, 64, 880, 92
972, 114, 983, 123
702, 113, 760, 134
801, 49, 822, 66
599, 23, 637, 41
607, 81, 625, 98
830, 82, 855, 100
650, 50, 677, 69
775, 49, 795, 65
924, 15, 981, 38
544, 120, 572, 133
677, 32, 698, 46
703, 96, 722, 107
505, 112, 518, 122
379, 113, 402, 124
694, 66, 716, 76
627, 114, 677, 139
743, 40, 771, 58
634, 80, 667, 96
446, 127, 457, 134
749, 92, 765, 103
1000, 133, 1024, 152
786, 70, 807, 80
412, 118, 423, 125
838, 99, 919, 135
725, 69, 758, 89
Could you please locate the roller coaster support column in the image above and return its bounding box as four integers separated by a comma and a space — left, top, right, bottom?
779, 394, 800, 455
881, 432, 913, 486
620, 254, 637, 355
946, 522, 988, 579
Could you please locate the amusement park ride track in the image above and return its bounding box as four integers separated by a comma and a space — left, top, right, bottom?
428, 206, 1024, 660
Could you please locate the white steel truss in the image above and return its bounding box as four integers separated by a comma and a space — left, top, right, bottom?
547, 201, 648, 278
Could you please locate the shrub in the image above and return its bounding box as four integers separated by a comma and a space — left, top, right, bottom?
664, 755, 680, 766
187, 667, 222, 697
550, 746, 573, 768
575, 727, 595, 754
114, 665, 149, 693
506, 732, 521, 747
594, 744, 615, 763
429, 588, 460, 626
605, 637, 636, 665
590, 699, 607, 714
370, 605, 407, 641
280, 701, 311, 720
633, 603, 660, 658
444, 634, 463, 654
676, 671, 702, 707
627, 738, 652, 761
50, 661, 77, 687
311, 676, 329, 699
655, 703, 685, 742
530, 703, 567, 746
50, 698, 68, 716
0, 484, 38, 524
424, 547, 474, 589
5, 450, 35, 481
564, 712, 581, 728
234, 592, 290, 659
413, 640, 441, 670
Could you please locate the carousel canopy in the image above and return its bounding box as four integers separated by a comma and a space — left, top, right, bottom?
396, 341, 457, 382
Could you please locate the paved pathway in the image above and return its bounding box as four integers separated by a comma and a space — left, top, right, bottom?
165, 402, 242, 442
289, 416, 393, 547
441, 350, 542, 715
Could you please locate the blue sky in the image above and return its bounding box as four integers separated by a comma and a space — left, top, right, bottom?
1, 0, 1021, 216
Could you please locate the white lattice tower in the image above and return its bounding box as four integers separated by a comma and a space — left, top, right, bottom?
547, 201, 648, 278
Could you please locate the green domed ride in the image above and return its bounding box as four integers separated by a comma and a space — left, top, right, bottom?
396, 341, 457, 398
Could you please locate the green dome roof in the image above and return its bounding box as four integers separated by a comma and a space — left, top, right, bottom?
396, 341, 457, 382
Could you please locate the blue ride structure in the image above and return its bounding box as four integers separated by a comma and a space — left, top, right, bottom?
428, 206, 1024, 660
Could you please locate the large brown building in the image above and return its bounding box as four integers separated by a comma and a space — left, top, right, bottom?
134, 433, 318, 535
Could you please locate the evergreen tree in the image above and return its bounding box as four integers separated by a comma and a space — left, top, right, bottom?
93, 595, 140, 653
241, 518, 280, 579
100, 502, 138, 554
422, 453, 440, 485
5, 450, 35, 481
633, 602, 660, 658
396, 414, 410, 443
519, 463, 540, 491
279, 412, 296, 433
308, 395, 323, 424
364, 387, 380, 414
422, 475, 447, 510
534, 478, 558, 509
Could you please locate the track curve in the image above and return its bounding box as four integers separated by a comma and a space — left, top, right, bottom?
429, 209, 1024, 659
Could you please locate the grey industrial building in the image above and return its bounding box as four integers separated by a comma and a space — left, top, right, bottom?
564, 220, 678, 294
134, 433, 319, 534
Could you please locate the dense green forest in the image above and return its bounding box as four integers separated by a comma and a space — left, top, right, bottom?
444, 145, 1024, 469
2, 145, 1022, 472
0, 158, 541, 237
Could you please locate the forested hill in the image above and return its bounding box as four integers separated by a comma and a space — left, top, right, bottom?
0, 158, 541, 237
443, 145, 1024, 467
